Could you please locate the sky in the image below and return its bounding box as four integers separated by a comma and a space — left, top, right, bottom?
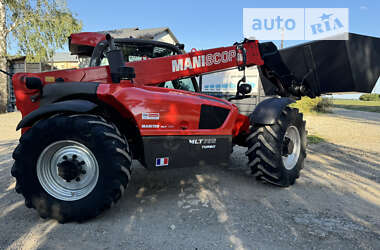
66, 0, 380, 97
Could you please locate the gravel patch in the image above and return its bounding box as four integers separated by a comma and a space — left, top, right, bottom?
0, 110, 379, 249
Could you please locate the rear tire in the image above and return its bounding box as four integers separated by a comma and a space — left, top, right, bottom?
12, 114, 132, 222
246, 107, 307, 187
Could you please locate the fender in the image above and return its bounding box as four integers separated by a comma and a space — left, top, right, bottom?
249, 97, 295, 125
16, 100, 98, 130
40, 82, 100, 106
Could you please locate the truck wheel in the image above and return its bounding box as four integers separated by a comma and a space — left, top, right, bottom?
11, 114, 132, 222
246, 107, 306, 187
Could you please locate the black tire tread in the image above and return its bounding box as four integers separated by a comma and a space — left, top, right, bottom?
246, 107, 307, 187
12, 114, 132, 222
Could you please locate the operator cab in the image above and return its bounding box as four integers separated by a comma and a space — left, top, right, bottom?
92, 39, 199, 92
89, 38, 180, 66
69, 32, 199, 92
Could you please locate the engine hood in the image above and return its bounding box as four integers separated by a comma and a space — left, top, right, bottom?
141, 85, 233, 108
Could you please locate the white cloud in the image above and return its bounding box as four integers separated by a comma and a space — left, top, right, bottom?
360, 5, 368, 10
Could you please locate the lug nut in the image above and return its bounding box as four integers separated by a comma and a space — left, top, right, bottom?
80, 161, 85, 165
72, 154, 77, 159
76, 177, 81, 182
81, 170, 86, 174
63, 156, 68, 160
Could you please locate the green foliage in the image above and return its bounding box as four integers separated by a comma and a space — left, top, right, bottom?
314, 97, 333, 112
307, 135, 325, 144
4, 0, 82, 62
359, 93, 380, 101
291, 97, 332, 113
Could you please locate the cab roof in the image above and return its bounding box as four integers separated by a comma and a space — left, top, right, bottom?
69, 32, 181, 57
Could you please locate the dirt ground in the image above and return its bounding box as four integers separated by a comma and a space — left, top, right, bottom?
0, 108, 379, 250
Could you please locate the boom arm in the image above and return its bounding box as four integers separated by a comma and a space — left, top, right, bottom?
121, 33, 380, 98
123, 39, 311, 98
127, 40, 264, 86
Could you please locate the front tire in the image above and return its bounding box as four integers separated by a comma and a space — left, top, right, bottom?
246, 107, 307, 187
12, 114, 132, 222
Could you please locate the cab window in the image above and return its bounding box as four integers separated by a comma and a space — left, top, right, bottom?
159, 78, 196, 92
97, 43, 175, 66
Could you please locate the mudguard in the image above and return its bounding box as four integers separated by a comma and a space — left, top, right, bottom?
249, 97, 294, 125
16, 100, 98, 130
259, 33, 380, 96
40, 82, 99, 106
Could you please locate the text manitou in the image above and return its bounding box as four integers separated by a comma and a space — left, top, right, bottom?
172, 50, 236, 72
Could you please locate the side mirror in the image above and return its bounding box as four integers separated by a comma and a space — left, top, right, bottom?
238, 83, 252, 95
228, 80, 252, 101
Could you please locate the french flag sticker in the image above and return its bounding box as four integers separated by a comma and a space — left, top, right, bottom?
156, 157, 169, 167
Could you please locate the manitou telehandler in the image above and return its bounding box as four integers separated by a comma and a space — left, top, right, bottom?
10, 31, 380, 222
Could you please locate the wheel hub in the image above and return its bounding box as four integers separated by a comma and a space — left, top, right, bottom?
281, 126, 301, 170
37, 140, 99, 201
282, 137, 295, 156
57, 155, 86, 182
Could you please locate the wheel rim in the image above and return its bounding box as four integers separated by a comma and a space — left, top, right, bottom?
37, 140, 99, 201
281, 126, 301, 170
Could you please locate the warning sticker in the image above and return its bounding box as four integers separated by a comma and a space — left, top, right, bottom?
142, 113, 160, 120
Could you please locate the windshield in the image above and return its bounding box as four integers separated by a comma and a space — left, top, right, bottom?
158, 78, 196, 92
121, 44, 175, 62
98, 42, 176, 66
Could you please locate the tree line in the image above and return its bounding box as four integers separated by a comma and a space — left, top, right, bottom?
0, 0, 82, 113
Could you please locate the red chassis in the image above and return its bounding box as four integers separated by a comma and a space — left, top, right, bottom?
13, 38, 264, 138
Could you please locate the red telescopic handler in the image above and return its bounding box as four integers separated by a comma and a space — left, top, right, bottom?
8, 31, 380, 222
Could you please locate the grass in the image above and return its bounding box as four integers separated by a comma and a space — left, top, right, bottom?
332, 99, 380, 113
290, 97, 332, 114
307, 135, 325, 144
